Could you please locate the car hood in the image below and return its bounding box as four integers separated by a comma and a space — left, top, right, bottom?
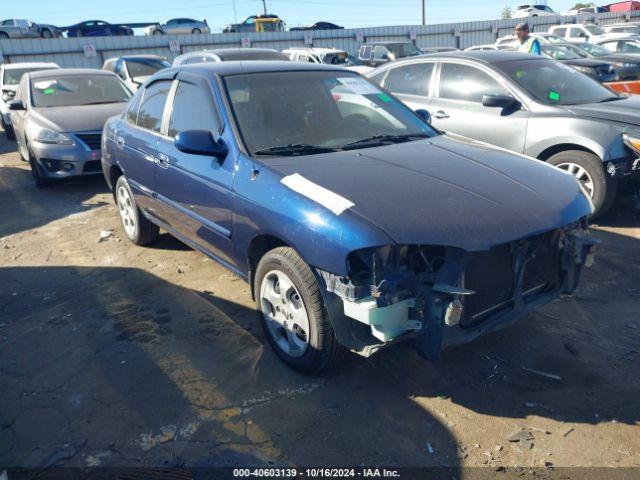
266, 135, 591, 251
31, 102, 127, 132
564, 95, 640, 125
563, 58, 611, 68
600, 54, 640, 64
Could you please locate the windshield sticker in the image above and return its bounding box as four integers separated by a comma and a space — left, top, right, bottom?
377, 93, 392, 103
34, 80, 57, 90
337, 77, 381, 95
281, 173, 355, 215
43, 88, 55, 95
549, 91, 560, 101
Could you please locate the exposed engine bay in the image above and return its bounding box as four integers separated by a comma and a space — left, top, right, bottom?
317, 220, 597, 360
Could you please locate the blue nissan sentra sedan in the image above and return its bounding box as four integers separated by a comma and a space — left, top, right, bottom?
101, 61, 596, 372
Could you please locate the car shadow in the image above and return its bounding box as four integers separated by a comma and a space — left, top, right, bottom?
0, 165, 110, 238
0, 265, 460, 471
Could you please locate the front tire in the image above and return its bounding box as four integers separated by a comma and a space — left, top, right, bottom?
547, 150, 616, 217
192, 28, 201, 34
28, 149, 53, 188
115, 176, 159, 245
254, 247, 346, 373
41, 29, 52, 38
2, 120, 15, 140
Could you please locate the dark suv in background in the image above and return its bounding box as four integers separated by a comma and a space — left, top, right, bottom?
357, 41, 422, 67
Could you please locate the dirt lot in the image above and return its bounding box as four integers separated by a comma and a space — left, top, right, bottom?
1, 130, 639, 474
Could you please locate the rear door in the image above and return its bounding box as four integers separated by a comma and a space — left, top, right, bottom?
380, 60, 436, 111
154, 72, 235, 264
116, 79, 173, 215
429, 61, 529, 154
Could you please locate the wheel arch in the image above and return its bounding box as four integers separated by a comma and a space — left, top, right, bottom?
536, 143, 601, 162
247, 234, 290, 299
108, 164, 124, 195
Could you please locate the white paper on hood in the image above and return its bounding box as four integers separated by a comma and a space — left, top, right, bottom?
281, 173, 355, 215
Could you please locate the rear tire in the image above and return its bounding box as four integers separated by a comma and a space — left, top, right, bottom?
115, 175, 159, 245
41, 29, 52, 38
0, 33, 8, 39
192, 28, 201, 34
547, 150, 616, 217
254, 247, 346, 373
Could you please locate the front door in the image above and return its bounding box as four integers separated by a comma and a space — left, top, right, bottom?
429, 62, 529, 154
117, 80, 172, 215
154, 74, 235, 265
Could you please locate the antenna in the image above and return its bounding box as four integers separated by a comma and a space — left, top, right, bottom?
261, 0, 268, 15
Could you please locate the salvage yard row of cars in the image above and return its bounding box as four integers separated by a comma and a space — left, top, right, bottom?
2, 40, 639, 372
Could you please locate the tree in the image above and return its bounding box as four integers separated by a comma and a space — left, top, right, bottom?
571, 2, 595, 9
501, 5, 512, 19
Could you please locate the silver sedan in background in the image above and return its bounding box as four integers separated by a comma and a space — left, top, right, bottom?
367, 50, 640, 216
8, 69, 132, 187
144, 18, 210, 35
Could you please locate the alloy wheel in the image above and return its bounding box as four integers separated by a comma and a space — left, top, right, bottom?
259, 270, 310, 357
556, 162, 595, 198
117, 185, 137, 238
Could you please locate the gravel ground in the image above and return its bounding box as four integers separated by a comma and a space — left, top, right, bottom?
1, 131, 639, 474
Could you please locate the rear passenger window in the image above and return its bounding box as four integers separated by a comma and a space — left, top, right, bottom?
360, 46, 372, 59
384, 63, 433, 96
168, 81, 220, 138
439, 63, 508, 103
126, 90, 143, 124
553, 27, 566, 37
136, 80, 171, 132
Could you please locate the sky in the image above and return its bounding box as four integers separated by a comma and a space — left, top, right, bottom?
3, 0, 585, 31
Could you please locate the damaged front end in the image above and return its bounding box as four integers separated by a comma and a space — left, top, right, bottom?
317, 220, 597, 360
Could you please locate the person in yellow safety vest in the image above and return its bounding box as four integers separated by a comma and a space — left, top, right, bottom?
515, 22, 541, 55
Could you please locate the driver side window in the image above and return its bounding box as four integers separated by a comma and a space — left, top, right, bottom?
438, 63, 509, 103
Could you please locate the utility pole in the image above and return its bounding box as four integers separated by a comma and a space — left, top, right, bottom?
422, 0, 426, 25
261, 0, 268, 15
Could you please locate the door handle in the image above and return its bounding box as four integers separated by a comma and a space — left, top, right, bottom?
116, 136, 125, 147
155, 153, 170, 169
433, 110, 450, 119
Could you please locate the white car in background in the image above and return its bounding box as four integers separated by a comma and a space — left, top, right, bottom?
282, 47, 373, 73
495, 32, 565, 49
512, 4, 559, 18
602, 22, 640, 35
0, 62, 59, 140
548, 23, 637, 43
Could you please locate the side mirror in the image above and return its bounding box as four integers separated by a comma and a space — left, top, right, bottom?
415, 109, 431, 124
481, 94, 521, 110
8, 99, 25, 111
175, 130, 228, 161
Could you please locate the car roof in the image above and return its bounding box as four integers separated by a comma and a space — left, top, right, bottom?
399, 50, 546, 64
28, 68, 118, 79
3, 62, 59, 70
170, 61, 354, 77
361, 41, 413, 46
111, 55, 167, 61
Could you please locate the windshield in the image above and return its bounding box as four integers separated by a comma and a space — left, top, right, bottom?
561, 44, 590, 57
224, 71, 437, 156
580, 42, 614, 57
619, 40, 640, 53
543, 45, 582, 60
321, 51, 349, 65
541, 34, 566, 44
585, 25, 605, 35
499, 59, 618, 105
3, 67, 53, 86
126, 59, 170, 79
31, 75, 132, 108
387, 43, 422, 59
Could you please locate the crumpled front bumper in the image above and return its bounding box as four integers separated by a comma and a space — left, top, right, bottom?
320, 224, 597, 360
